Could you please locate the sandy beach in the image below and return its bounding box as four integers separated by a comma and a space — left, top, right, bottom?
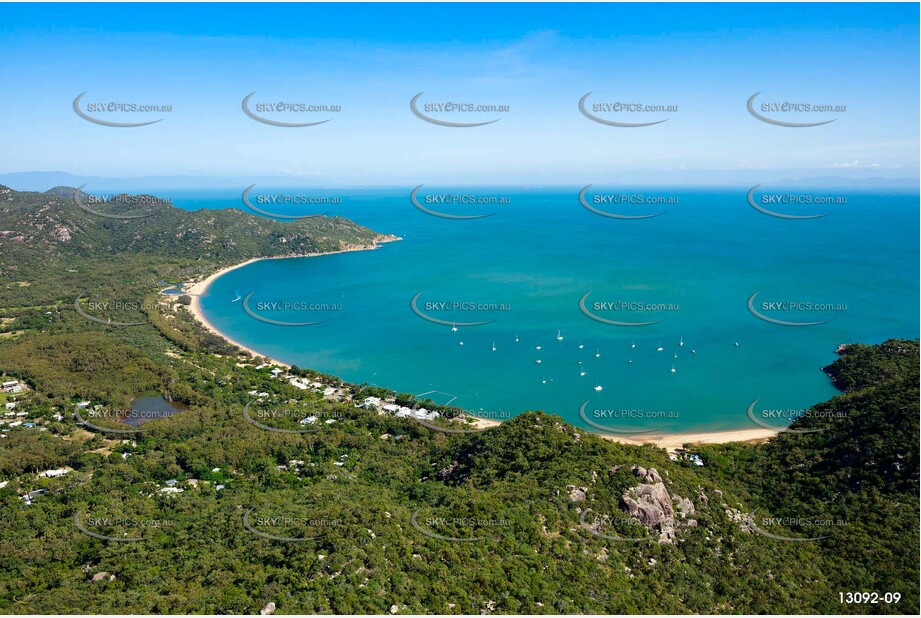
598, 427, 780, 452
181, 235, 781, 451
183, 237, 401, 368
463, 416, 504, 430
457, 417, 778, 451
458, 415, 778, 450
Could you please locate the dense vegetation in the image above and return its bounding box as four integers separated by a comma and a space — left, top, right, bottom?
0, 187, 917, 614
0, 184, 389, 311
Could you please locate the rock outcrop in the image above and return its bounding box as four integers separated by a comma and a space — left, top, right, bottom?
621, 466, 695, 543
622, 483, 676, 542
632, 465, 663, 484
567, 485, 588, 503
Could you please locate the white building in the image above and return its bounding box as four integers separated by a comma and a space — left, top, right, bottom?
358, 396, 382, 409
288, 377, 310, 390
38, 467, 72, 478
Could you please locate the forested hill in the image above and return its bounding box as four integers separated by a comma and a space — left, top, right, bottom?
0, 185, 390, 307
696, 338, 919, 612
0, 332, 916, 612
0, 185, 385, 262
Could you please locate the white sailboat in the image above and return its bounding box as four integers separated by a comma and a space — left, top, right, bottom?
556, 330, 563, 341
451, 322, 458, 332
491, 342, 496, 352
679, 337, 684, 347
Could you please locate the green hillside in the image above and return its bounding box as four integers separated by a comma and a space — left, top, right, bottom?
0, 187, 916, 614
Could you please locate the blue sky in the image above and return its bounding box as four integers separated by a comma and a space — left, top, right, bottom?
0, 2, 918, 185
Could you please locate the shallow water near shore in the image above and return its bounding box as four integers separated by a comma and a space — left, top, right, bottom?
162, 186, 917, 433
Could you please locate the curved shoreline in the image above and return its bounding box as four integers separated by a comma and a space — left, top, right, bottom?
184, 238, 401, 368
181, 239, 782, 451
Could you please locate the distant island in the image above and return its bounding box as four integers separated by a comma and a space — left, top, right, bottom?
2, 170, 918, 192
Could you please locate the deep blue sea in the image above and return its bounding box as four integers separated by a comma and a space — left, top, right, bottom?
127, 186, 919, 433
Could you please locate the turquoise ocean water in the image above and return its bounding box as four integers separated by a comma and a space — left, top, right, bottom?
147, 187, 918, 433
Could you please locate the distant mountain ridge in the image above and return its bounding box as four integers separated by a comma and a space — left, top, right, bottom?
0, 171, 917, 191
